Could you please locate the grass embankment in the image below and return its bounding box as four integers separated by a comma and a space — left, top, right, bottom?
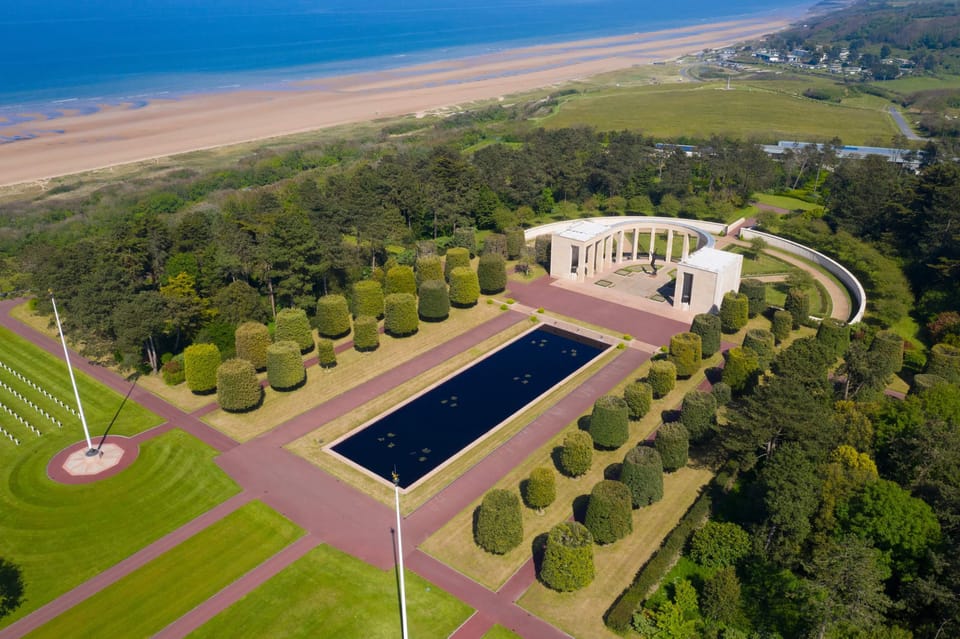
0, 327, 243, 628
544, 81, 897, 144
188, 544, 473, 639
27, 501, 301, 639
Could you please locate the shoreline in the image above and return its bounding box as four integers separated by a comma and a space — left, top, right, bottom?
0, 16, 794, 188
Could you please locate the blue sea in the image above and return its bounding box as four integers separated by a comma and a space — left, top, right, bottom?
1, 1, 817, 117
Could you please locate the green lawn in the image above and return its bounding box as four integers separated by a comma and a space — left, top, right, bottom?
483, 625, 523, 639
189, 545, 473, 639
27, 501, 301, 638
544, 82, 897, 144
752, 193, 823, 212
729, 246, 794, 276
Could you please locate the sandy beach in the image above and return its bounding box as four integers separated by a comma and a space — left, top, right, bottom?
0, 16, 791, 187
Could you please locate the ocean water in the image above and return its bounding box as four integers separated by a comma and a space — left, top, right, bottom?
1, 1, 816, 113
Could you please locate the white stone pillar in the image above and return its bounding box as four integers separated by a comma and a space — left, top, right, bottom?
632, 227, 639, 259
682, 233, 690, 261
666, 229, 674, 263
649, 227, 657, 256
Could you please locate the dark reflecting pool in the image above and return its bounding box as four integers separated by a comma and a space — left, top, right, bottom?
331, 325, 607, 488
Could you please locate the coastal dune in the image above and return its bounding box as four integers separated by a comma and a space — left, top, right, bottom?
0, 17, 790, 187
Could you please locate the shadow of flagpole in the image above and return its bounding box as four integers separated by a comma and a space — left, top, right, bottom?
96, 373, 139, 452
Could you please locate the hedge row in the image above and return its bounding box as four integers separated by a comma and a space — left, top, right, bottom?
604, 491, 712, 632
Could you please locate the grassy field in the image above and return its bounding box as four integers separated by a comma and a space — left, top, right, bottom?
544, 82, 898, 144
27, 501, 302, 638
752, 193, 823, 212
730, 247, 794, 277
188, 544, 473, 639
483, 625, 523, 639
203, 302, 505, 441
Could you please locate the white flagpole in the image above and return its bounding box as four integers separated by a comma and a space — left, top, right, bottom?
393, 470, 409, 639
50, 293, 94, 453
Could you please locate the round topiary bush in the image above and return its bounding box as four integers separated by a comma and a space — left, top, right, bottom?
742, 328, 775, 371
416, 255, 444, 287
474, 489, 523, 555
691, 313, 721, 357
453, 227, 477, 256
418, 279, 450, 322
384, 265, 417, 296
681, 389, 718, 443
669, 332, 702, 378
559, 430, 593, 477
477, 253, 507, 294
655, 421, 689, 472
589, 395, 630, 450
266, 340, 306, 391
234, 321, 271, 371
384, 293, 418, 337
315, 294, 351, 339
871, 330, 904, 375
772, 309, 793, 343
739, 278, 767, 318
926, 343, 960, 383
689, 521, 751, 568
584, 480, 633, 545
162, 354, 186, 386
449, 266, 480, 308
483, 233, 508, 258
523, 466, 556, 511
444, 247, 472, 281
353, 316, 380, 352
648, 360, 677, 398
275, 307, 314, 354
623, 381, 653, 420
621, 445, 664, 508
784, 287, 811, 329
711, 381, 732, 407
216, 358, 262, 412
720, 292, 749, 334
540, 522, 594, 592
816, 318, 850, 358
184, 343, 221, 394
506, 229, 525, 260
352, 280, 385, 320
722, 346, 760, 394
316, 338, 337, 368
911, 373, 948, 394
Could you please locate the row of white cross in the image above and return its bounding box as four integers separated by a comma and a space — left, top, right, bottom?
0, 402, 42, 439
0, 426, 20, 446
0, 380, 64, 429
0, 360, 77, 417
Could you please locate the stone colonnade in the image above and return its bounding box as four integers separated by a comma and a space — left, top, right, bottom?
575, 225, 693, 280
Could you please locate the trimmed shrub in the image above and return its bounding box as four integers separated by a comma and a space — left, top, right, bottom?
317, 338, 337, 368
444, 247, 471, 280
453, 227, 477, 256
742, 328, 775, 371
353, 316, 380, 352
234, 321, 271, 371
418, 279, 450, 321
585, 480, 633, 545
559, 430, 593, 477
184, 343, 220, 394
416, 255, 444, 287
589, 395, 630, 450
722, 346, 760, 394
871, 330, 904, 375
523, 466, 556, 511
534, 235, 551, 269
926, 343, 960, 384
689, 521, 751, 568
449, 266, 480, 308
681, 389, 717, 443
655, 421, 689, 472
816, 318, 850, 357
483, 233, 508, 258
912, 373, 948, 394
739, 278, 767, 318
506, 228, 525, 260
477, 253, 507, 294
690, 313, 721, 357
540, 522, 594, 592
275, 307, 314, 353
772, 309, 793, 343
474, 489, 523, 555
384, 265, 417, 296
216, 359, 262, 412
669, 332, 702, 378
352, 280, 385, 320
623, 381, 653, 420
711, 381, 732, 407
784, 287, 811, 328
720, 292, 749, 333
621, 446, 664, 508
648, 360, 677, 398
161, 354, 186, 386
384, 293, 418, 337
315, 294, 351, 339
266, 340, 305, 391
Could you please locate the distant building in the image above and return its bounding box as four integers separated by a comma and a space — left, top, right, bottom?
761, 141, 921, 169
